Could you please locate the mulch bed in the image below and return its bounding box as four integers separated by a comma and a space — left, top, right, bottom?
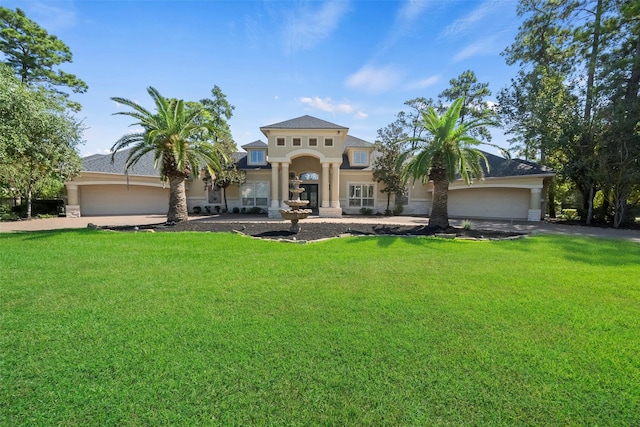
100, 220, 527, 242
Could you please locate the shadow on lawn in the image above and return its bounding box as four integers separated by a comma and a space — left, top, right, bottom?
499, 235, 640, 267
0, 228, 95, 241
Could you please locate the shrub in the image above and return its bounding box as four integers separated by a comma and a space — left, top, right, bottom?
192, 206, 202, 214
248, 207, 263, 214
232, 207, 240, 214
205, 206, 211, 214
562, 209, 579, 221
393, 205, 404, 215
360, 207, 373, 215
462, 219, 474, 230
240, 207, 247, 214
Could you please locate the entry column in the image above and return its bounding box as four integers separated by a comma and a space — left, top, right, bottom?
270, 162, 279, 208
321, 162, 330, 208
280, 162, 290, 209
330, 163, 340, 208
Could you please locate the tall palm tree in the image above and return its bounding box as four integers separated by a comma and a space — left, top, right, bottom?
111, 87, 224, 223
400, 97, 503, 229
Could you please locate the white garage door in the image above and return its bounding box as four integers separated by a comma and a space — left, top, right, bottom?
448, 188, 530, 220
79, 185, 169, 215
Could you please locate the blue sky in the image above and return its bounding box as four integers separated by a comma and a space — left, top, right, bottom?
2, 0, 522, 156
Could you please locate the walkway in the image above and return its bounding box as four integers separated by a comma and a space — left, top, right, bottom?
2, 214, 639, 243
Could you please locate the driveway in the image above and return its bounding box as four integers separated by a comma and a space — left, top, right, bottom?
2, 214, 639, 243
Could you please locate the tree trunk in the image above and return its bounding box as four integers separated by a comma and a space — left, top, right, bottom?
167, 176, 188, 223
429, 168, 450, 229
222, 186, 229, 212
586, 185, 595, 226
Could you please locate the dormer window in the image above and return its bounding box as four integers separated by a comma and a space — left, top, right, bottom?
249, 150, 266, 165
353, 150, 368, 165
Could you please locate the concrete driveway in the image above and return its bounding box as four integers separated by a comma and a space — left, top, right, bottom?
2, 214, 639, 243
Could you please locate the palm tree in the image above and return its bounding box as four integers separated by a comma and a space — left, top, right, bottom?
111, 87, 225, 223
400, 97, 503, 229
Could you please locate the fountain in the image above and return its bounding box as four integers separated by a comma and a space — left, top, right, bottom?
280, 176, 312, 233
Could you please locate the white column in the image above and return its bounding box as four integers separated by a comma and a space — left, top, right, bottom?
281, 162, 290, 208
321, 162, 330, 208
330, 163, 340, 208
270, 162, 279, 208
527, 188, 542, 221
65, 184, 81, 218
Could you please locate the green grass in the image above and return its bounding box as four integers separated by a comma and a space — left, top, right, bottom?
1, 230, 639, 426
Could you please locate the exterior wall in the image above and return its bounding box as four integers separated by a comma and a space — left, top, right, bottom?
79, 184, 169, 215
263, 129, 347, 162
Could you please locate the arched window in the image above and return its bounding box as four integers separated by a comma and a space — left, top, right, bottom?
300, 172, 319, 181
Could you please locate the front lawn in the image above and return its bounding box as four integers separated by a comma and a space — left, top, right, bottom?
1, 231, 638, 425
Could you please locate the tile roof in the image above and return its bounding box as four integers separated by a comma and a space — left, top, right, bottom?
260, 115, 347, 130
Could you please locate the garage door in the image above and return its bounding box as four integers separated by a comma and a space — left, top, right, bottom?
79, 185, 169, 215
448, 188, 530, 220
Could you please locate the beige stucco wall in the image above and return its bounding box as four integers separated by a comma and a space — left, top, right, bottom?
263, 129, 347, 162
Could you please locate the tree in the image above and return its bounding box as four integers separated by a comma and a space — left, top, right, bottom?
372, 120, 409, 214
0, 7, 88, 111
399, 98, 501, 229
111, 87, 226, 223
0, 65, 83, 218
205, 158, 245, 212
438, 70, 496, 141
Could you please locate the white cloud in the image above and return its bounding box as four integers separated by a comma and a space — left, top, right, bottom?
378, 0, 431, 54
440, 1, 499, 39
18, 1, 77, 32
354, 111, 368, 120
452, 36, 500, 62
404, 75, 440, 91
345, 65, 402, 94
283, 0, 350, 53
300, 97, 354, 114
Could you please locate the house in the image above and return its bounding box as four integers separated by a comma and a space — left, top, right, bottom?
65, 115, 554, 221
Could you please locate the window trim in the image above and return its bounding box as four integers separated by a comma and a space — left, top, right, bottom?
276, 137, 285, 146
324, 137, 333, 147
308, 137, 318, 147
292, 137, 301, 147
348, 183, 375, 208
353, 150, 368, 166
248, 149, 266, 165
241, 181, 270, 207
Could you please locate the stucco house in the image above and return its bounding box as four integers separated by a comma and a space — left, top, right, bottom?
65, 115, 553, 221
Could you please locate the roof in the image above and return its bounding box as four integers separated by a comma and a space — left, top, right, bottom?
82, 149, 161, 177
260, 115, 347, 130
482, 151, 554, 178
241, 140, 267, 149
343, 135, 373, 148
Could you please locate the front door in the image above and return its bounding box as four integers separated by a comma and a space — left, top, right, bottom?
300, 184, 318, 210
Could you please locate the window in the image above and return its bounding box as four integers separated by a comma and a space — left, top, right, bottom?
277, 137, 285, 146
353, 150, 368, 165
241, 182, 269, 207
249, 150, 265, 165
324, 138, 333, 147
292, 138, 301, 146
349, 184, 375, 207
309, 138, 317, 147
300, 172, 319, 181
395, 189, 409, 206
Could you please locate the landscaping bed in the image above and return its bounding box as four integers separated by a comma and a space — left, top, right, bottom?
101, 220, 527, 241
